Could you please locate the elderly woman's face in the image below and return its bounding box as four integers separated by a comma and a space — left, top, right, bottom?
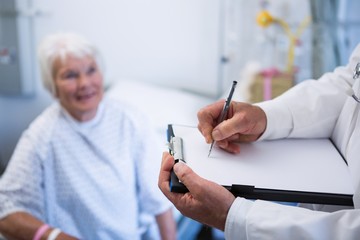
54, 55, 104, 122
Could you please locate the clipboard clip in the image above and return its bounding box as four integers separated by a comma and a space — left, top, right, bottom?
168, 136, 186, 163
168, 136, 188, 192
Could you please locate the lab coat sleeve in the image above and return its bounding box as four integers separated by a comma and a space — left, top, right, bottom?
225, 197, 360, 240
255, 44, 360, 140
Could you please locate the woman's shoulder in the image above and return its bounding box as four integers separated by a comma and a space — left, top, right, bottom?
24, 103, 62, 143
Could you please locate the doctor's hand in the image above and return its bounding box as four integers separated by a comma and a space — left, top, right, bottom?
158, 152, 235, 231
197, 100, 267, 153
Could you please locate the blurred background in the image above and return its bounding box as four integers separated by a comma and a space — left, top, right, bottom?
1, 0, 360, 239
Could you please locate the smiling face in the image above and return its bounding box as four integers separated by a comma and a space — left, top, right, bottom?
53, 55, 104, 122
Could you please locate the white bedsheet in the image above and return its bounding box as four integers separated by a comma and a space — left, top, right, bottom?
107, 80, 214, 136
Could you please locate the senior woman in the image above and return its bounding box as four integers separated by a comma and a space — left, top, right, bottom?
0, 33, 176, 240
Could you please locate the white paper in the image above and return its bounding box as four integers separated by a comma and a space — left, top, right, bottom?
172, 125, 354, 195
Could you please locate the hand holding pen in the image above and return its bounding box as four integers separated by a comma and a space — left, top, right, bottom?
197, 82, 267, 155
207, 81, 237, 156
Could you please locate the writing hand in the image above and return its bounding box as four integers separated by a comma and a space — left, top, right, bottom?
197, 100, 267, 153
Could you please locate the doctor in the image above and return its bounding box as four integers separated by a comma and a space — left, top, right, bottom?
158, 43, 360, 239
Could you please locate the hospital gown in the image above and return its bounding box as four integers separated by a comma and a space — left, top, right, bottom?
0, 96, 171, 240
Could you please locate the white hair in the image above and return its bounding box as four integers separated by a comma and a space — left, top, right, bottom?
37, 32, 104, 96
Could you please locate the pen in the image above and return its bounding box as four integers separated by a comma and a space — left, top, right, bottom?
208, 80, 238, 157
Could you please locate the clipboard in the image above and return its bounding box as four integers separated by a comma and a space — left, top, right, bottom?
167, 124, 354, 206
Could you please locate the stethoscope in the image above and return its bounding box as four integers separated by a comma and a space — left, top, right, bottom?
347, 62, 360, 103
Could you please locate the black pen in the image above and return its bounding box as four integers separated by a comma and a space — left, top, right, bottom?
208, 80, 237, 157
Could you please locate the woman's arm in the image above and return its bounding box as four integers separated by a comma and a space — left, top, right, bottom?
0, 212, 78, 240
155, 208, 177, 240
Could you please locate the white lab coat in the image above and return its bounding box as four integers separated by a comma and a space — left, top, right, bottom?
224, 44, 360, 239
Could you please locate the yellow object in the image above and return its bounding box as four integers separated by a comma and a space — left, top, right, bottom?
256, 10, 274, 27
256, 10, 311, 72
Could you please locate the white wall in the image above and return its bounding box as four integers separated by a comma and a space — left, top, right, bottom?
32, 0, 223, 96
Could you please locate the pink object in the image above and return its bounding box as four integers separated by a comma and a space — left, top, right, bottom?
33, 224, 50, 240
261, 68, 279, 100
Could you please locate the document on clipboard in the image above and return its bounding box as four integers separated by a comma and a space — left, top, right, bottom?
167, 124, 354, 206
